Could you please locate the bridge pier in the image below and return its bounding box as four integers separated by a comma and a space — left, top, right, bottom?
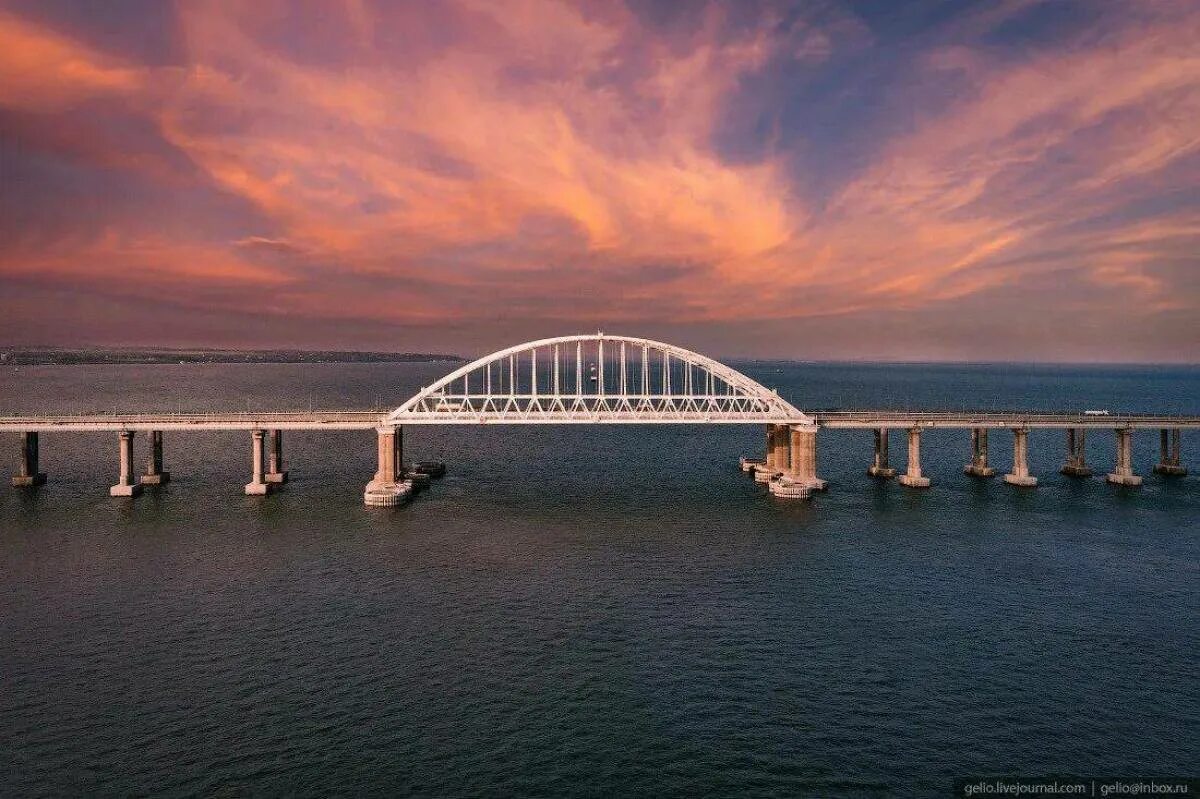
245, 430, 274, 495
110, 431, 143, 497
964, 427, 995, 477
773, 424, 790, 472
898, 427, 930, 488
12, 431, 47, 487
754, 424, 785, 482
1003, 427, 1037, 487
867, 428, 896, 478
364, 426, 412, 507
1153, 428, 1186, 476
1061, 428, 1092, 477
265, 429, 288, 483
788, 425, 827, 490
1106, 428, 1142, 487
140, 430, 170, 485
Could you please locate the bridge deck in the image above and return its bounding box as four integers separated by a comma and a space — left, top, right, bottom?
0, 412, 388, 432
0, 410, 1197, 432
809, 411, 1200, 429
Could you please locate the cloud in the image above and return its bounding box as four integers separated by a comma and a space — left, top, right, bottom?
0, 0, 1196, 359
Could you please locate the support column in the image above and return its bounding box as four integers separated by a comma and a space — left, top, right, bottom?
755, 425, 782, 482
140, 430, 170, 485
1153, 428, 1187, 476
244, 429, 273, 495
265, 429, 288, 483
1003, 427, 1037, 487
772, 424, 790, 475
1061, 428, 1092, 477
868, 428, 896, 478
12, 432, 47, 486
110, 431, 143, 497
1106, 428, 1142, 487
764, 426, 778, 470
364, 426, 411, 506
898, 427, 931, 487
786, 425, 827, 490
964, 427, 995, 477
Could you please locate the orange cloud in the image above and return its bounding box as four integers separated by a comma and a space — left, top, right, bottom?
0, 12, 150, 110
0, 1, 1196, 357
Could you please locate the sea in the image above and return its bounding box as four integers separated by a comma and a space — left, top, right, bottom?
1, 361, 1197, 797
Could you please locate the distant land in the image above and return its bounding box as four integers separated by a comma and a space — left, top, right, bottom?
0, 348, 466, 366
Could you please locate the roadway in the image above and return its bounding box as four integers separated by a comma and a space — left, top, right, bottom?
1, 409, 1198, 432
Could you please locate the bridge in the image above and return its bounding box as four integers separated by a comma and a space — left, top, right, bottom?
3, 334, 1194, 505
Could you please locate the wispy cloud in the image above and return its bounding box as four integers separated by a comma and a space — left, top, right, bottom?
0, 0, 1196, 359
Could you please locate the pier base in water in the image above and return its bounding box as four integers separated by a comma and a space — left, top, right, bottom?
364, 480, 413, 507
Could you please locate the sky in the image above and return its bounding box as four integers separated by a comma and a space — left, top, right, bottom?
0, 0, 1197, 362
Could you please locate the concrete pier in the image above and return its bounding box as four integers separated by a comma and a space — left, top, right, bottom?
772, 424, 790, 475
786, 425, 827, 490
764, 426, 779, 470
1061, 428, 1092, 477
364, 426, 412, 506
12, 431, 47, 487
265, 429, 289, 483
140, 430, 170, 485
754, 425, 783, 482
867, 428, 896, 478
110, 431, 143, 497
898, 427, 930, 488
964, 428, 996, 477
244, 429, 274, 495
1003, 427, 1037, 487
1106, 428, 1142, 487
1153, 428, 1186, 476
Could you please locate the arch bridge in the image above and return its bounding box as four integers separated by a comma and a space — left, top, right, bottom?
387, 334, 810, 426
5, 334, 1194, 507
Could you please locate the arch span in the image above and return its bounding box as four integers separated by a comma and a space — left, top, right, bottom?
387, 334, 810, 425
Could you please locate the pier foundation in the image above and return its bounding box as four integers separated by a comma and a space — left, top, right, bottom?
140, 430, 170, 485
110, 431, 143, 497
245, 430, 274, 495
867, 428, 896, 478
1106, 428, 1142, 487
1061, 428, 1092, 477
964, 427, 996, 477
1003, 427, 1037, 487
898, 427, 931, 488
1153, 428, 1186, 476
265, 429, 289, 483
364, 426, 411, 507
12, 431, 47, 487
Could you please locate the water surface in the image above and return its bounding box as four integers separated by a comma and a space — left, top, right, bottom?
2, 362, 1197, 797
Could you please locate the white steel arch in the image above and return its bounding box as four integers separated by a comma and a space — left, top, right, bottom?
387, 334, 810, 425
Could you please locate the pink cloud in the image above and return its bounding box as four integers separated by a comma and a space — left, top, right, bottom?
0, 1, 1196, 359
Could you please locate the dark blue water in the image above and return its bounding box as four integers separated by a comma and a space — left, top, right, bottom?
2, 362, 1197, 797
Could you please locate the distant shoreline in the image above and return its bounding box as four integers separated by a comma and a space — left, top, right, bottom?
0, 349, 466, 366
